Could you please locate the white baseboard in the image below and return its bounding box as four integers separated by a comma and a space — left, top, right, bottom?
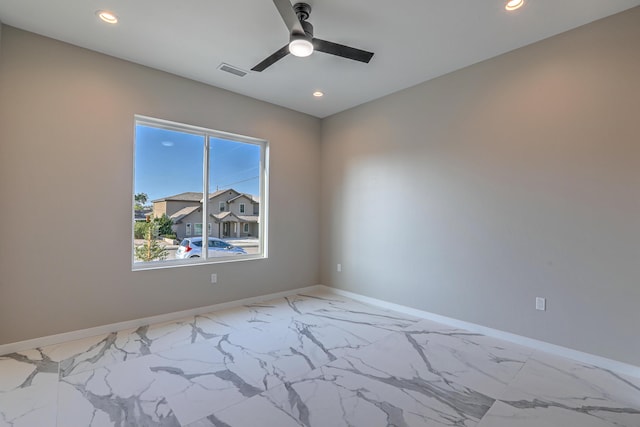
0, 285, 324, 356
325, 286, 640, 379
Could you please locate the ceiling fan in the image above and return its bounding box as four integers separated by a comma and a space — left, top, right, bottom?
252, 0, 375, 72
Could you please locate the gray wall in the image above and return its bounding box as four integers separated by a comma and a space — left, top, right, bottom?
0, 27, 321, 345
320, 8, 640, 366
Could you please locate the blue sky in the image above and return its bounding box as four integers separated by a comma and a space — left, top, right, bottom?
134, 124, 261, 202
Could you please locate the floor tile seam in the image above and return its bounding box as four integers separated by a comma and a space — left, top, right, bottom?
524, 349, 640, 411
54, 376, 63, 427
495, 346, 539, 398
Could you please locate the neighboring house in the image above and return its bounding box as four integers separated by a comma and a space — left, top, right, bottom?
151, 189, 259, 240
133, 207, 153, 222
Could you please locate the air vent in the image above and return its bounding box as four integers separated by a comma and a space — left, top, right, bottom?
218, 63, 248, 77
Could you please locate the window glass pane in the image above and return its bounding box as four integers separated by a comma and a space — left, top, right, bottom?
208, 137, 261, 257
134, 124, 204, 265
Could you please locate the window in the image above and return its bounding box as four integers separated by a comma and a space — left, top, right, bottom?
133, 116, 268, 269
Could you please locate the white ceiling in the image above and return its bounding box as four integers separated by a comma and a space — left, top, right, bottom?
1, 0, 639, 118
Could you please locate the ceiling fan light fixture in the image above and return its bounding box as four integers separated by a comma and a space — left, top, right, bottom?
289, 36, 314, 57
505, 0, 525, 11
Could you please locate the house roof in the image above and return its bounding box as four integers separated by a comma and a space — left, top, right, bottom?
169, 205, 200, 223
153, 189, 258, 204
152, 192, 205, 203
211, 211, 239, 222
211, 212, 259, 223
207, 189, 235, 200
227, 193, 259, 204
238, 215, 259, 223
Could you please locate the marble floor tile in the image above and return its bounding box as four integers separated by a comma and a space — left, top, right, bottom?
295, 303, 422, 346
159, 313, 391, 426
144, 341, 266, 426
0, 382, 57, 427
401, 320, 535, 398
184, 394, 303, 427
205, 289, 393, 332
477, 400, 639, 427
41, 314, 237, 379
0, 349, 59, 394
57, 355, 180, 427
258, 363, 489, 427
2, 290, 638, 427
224, 320, 536, 427
477, 352, 640, 427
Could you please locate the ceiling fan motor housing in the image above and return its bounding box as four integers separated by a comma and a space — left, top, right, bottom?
293, 3, 313, 39
293, 3, 311, 21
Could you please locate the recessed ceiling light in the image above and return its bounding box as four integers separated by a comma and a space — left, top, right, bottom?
96, 10, 118, 24
313, 91, 324, 98
505, 0, 525, 11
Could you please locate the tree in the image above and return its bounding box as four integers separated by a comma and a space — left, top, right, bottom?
134, 217, 168, 262
155, 214, 174, 236
135, 192, 149, 205
134, 192, 149, 210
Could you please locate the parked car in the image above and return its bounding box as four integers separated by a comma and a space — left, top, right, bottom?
176, 237, 247, 259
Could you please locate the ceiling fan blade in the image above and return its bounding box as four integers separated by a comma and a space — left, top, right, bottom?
312, 38, 374, 63
272, 0, 305, 35
251, 44, 290, 72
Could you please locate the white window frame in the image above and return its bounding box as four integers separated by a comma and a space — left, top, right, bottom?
239, 203, 245, 214
186, 223, 192, 236
219, 202, 225, 212
133, 115, 269, 270
243, 223, 249, 233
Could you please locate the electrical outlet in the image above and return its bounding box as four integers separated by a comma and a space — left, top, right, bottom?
211, 273, 218, 284
535, 297, 546, 311
337, 263, 342, 272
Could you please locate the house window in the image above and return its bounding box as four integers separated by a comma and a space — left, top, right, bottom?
133, 116, 268, 269
243, 223, 249, 233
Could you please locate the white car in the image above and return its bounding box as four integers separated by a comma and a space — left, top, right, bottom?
175, 237, 247, 259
